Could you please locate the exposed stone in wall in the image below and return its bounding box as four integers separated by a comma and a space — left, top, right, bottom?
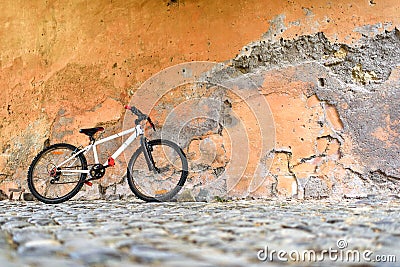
202, 29, 400, 199
233, 29, 400, 86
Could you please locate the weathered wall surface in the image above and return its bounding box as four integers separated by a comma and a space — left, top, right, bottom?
0, 0, 399, 200
226, 30, 400, 199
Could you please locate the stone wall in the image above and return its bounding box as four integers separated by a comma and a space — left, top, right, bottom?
0, 0, 399, 200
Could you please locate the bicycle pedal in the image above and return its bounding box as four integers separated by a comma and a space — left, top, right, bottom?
84, 181, 93, 186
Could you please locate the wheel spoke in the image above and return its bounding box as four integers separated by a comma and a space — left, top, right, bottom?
27, 144, 87, 204
127, 139, 188, 202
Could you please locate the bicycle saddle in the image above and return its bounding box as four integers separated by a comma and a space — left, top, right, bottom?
79, 127, 104, 137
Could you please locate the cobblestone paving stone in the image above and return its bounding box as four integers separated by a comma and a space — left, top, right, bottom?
0, 197, 399, 267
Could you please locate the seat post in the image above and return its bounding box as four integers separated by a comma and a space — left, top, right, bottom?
89, 136, 95, 144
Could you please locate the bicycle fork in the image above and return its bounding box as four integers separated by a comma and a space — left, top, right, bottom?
140, 136, 158, 174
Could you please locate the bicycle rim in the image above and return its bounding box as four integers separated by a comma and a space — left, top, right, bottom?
127, 139, 188, 202
27, 143, 87, 204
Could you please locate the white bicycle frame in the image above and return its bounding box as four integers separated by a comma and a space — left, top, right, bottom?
56, 124, 144, 175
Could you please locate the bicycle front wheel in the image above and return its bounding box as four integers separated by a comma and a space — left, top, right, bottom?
127, 139, 188, 202
27, 143, 87, 204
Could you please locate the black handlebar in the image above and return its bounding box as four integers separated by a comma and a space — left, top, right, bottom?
125, 105, 156, 131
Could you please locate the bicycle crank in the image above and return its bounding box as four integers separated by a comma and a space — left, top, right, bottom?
89, 164, 106, 179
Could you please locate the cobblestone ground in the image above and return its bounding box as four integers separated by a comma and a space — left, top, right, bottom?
0, 197, 399, 267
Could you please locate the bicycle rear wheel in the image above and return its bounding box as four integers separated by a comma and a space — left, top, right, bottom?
27, 143, 87, 204
127, 139, 188, 202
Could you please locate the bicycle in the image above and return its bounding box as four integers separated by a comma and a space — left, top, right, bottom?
27, 105, 189, 204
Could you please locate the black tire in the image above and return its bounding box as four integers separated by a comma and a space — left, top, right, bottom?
127, 139, 188, 202
27, 143, 87, 204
